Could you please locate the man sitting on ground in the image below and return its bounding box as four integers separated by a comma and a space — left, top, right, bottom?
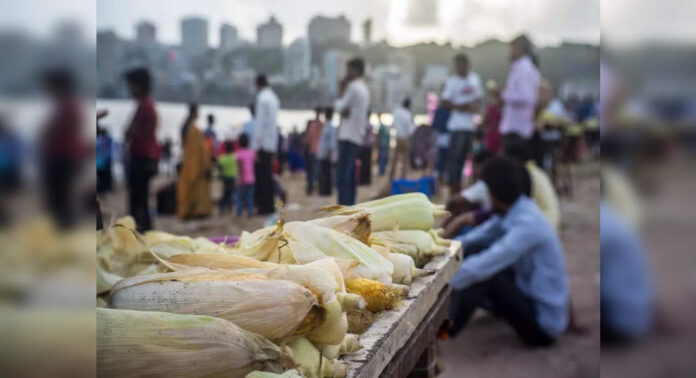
449, 157, 569, 347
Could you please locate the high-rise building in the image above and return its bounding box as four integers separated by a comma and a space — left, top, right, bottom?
323, 49, 348, 97
136, 21, 156, 45
181, 17, 209, 58
362, 19, 372, 46
284, 38, 311, 85
257, 16, 283, 48
96, 30, 121, 88
220, 23, 238, 52
308, 15, 351, 45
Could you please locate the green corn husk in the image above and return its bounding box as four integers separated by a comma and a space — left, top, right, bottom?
286, 337, 347, 378
98, 308, 295, 378
321, 193, 449, 231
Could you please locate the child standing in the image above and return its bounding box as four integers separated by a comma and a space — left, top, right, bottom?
235, 134, 256, 217
217, 141, 238, 214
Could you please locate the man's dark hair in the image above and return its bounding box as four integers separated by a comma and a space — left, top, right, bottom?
505, 143, 533, 163
238, 133, 250, 148
124, 67, 152, 95
256, 74, 268, 87
324, 106, 334, 120
207, 114, 215, 124
248, 103, 255, 116
454, 53, 469, 64
402, 98, 411, 109
41, 68, 76, 95
473, 149, 496, 166
314, 106, 323, 116
480, 157, 524, 206
224, 140, 235, 153
347, 57, 365, 76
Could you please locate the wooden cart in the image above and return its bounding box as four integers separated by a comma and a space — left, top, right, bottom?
345, 241, 463, 378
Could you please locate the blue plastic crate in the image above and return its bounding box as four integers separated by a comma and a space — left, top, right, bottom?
391, 176, 436, 197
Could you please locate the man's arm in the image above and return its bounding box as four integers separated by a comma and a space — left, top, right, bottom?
502, 70, 537, 107
455, 216, 501, 249
452, 226, 537, 290
335, 82, 353, 115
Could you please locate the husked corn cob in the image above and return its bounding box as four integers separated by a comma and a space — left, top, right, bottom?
345, 278, 407, 312
98, 308, 294, 378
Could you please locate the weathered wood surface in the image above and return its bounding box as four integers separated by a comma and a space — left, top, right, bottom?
345, 241, 463, 378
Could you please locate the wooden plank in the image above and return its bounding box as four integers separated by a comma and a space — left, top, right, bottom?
345, 241, 463, 378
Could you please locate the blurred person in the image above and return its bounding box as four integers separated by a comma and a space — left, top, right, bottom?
500, 35, 541, 155
204, 113, 217, 159
442, 149, 496, 238
160, 138, 173, 177
252, 74, 280, 215
376, 114, 390, 176
449, 157, 568, 347
359, 111, 375, 185
389, 98, 417, 181
277, 128, 287, 175
217, 141, 238, 215
177, 103, 212, 220
39, 68, 87, 228
304, 107, 324, 195
0, 113, 24, 193
123, 67, 159, 232
334, 57, 370, 205
96, 125, 113, 194
483, 80, 503, 153
432, 102, 451, 184
317, 106, 338, 196
242, 104, 256, 140
506, 143, 561, 231
236, 133, 256, 218
287, 126, 305, 174
440, 53, 484, 193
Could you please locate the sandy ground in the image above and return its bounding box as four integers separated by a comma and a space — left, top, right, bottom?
99, 161, 602, 377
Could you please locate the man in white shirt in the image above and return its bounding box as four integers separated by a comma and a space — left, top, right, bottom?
500, 35, 541, 153
253, 74, 280, 214
440, 53, 484, 193
334, 58, 370, 205
389, 98, 416, 180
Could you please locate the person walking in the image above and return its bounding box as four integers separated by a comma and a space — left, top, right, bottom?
304, 107, 324, 195
235, 134, 256, 218
389, 98, 417, 181
500, 34, 541, 154
376, 114, 390, 176
252, 74, 280, 215
317, 106, 337, 196
123, 68, 159, 232
440, 53, 484, 194
177, 103, 213, 220
217, 141, 238, 214
334, 58, 370, 205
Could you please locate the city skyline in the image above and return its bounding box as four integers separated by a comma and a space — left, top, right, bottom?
96, 0, 600, 48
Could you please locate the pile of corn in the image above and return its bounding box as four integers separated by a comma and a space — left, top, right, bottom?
97, 193, 451, 377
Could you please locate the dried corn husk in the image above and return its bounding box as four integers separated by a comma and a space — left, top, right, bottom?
310, 212, 372, 245
98, 308, 294, 378
109, 270, 318, 341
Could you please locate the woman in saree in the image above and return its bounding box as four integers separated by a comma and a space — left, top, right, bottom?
177, 103, 212, 219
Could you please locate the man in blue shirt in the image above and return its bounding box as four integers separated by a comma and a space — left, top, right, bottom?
450, 157, 569, 346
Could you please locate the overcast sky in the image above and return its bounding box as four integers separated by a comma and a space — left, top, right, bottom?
93, 0, 600, 47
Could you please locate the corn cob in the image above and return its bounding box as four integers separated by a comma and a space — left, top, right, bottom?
386, 252, 434, 285
109, 270, 318, 341
320, 334, 361, 359
98, 308, 295, 378
345, 278, 408, 312
286, 337, 348, 378
321, 193, 450, 231
284, 221, 393, 284
310, 212, 372, 244
371, 230, 450, 263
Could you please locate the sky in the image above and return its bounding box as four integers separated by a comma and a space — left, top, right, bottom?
94, 0, 601, 48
